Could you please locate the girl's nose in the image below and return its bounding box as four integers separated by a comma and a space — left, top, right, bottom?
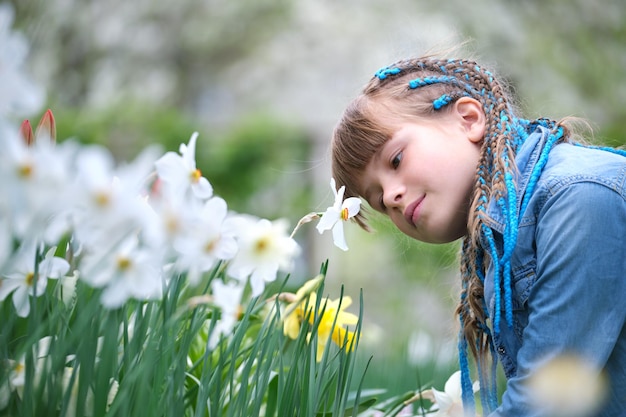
382, 181, 404, 209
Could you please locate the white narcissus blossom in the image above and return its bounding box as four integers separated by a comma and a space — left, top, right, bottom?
208, 279, 245, 349
527, 355, 608, 417
80, 235, 163, 309
154, 132, 213, 201
8, 336, 53, 399
0, 243, 70, 317
0, 128, 73, 243
71, 144, 156, 252
228, 216, 300, 297
173, 196, 239, 285
419, 371, 479, 417
316, 178, 361, 251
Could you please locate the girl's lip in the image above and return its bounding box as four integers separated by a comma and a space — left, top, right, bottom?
404, 196, 425, 226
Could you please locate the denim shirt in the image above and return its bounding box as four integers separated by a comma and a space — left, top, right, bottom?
483, 126, 626, 416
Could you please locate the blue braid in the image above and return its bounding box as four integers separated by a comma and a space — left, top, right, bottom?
502, 172, 517, 327
433, 94, 453, 110
374, 66, 401, 80
476, 330, 499, 414
408, 75, 459, 89
458, 319, 476, 413
482, 224, 502, 332
432, 92, 472, 110
519, 124, 564, 218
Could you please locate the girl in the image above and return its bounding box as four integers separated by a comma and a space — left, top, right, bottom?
330, 56, 626, 416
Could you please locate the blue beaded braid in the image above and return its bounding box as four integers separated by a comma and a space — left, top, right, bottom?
374, 66, 401, 80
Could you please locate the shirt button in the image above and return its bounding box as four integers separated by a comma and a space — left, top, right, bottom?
497, 346, 506, 355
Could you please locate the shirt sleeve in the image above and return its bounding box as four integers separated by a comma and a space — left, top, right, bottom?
491, 181, 626, 416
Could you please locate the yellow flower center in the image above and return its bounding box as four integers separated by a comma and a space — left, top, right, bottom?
94, 191, 111, 207
17, 163, 34, 179
117, 257, 132, 271
340, 207, 349, 221
14, 362, 24, 374
165, 216, 179, 235
190, 169, 202, 183
254, 236, 270, 254
204, 236, 219, 253
25, 272, 35, 286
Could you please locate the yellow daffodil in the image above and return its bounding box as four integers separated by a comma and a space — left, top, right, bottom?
310, 296, 358, 362
282, 275, 358, 361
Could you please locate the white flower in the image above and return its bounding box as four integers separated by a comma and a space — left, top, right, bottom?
208, 279, 245, 348
227, 217, 300, 297
0, 129, 72, 242
527, 355, 608, 417
0, 243, 70, 317
7, 336, 53, 398
80, 235, 163, 308
316, 178, 361, 251
71, 144, 155, 251
173, 196, 239, 285
419, 371, 479, 417
154, 132, 213, 201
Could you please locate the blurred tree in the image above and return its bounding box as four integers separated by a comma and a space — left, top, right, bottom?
8, 0, 294, 114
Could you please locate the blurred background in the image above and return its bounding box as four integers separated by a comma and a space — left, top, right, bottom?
7, 0, 626, 398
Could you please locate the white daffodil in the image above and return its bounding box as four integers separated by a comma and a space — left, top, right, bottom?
416, 371, 479, 417
71, 144, 155, 252
208, 279, 245, 349
1, 128, 72, 243
173, 196, 239, 285
154, 132, 213, 201
8, 336, 53, 399
316, 178, 361, 251
527, 355, 608, 417
227, 216, 300, 297
0, 243, 70, 317
80, 235, 163, 309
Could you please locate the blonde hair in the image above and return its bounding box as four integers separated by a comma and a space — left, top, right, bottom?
331, 56, 571, 411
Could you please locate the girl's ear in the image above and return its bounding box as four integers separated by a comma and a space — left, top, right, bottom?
454, 97, 486, 143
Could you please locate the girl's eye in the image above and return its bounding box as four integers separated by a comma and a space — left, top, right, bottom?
391, 152, 402, 169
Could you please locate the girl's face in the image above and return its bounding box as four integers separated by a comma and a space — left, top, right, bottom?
358, 98, 485, 243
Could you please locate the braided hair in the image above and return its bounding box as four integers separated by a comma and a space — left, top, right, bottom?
331, 57, 573, 413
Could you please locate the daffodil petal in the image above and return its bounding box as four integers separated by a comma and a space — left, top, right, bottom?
335, 185, 346, 206
444, 370, 462, 401
316, 209, 339, 233
431, 387, 454, 411
332, 326, 356, 351
192, 177, 213, 199
0, 279, 21, 301
342, 197, 362, 217
283, 312, 301, 339
331, 222, 348, 251
337, 311, 359, 326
